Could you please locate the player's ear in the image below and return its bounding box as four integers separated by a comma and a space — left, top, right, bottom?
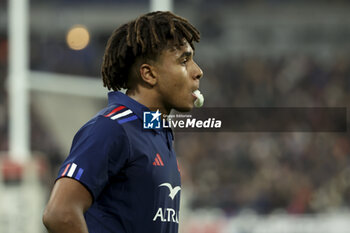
139, 63, 158, 87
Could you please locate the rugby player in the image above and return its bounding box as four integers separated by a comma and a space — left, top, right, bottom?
42, 11, 203, 233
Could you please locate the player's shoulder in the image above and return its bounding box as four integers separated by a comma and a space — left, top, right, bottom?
73, 105, 139, 143
100, 105, 138, 125
84, 105, 138, 131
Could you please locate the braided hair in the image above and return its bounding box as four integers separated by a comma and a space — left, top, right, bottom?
101, 11, 200, 91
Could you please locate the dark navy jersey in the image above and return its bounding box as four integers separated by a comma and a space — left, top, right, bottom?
56, 91, 181, 233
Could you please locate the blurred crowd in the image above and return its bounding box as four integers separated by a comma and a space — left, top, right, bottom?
176, 55, 350, 215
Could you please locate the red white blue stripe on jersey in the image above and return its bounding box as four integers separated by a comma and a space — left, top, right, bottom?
61, 163, 84, 181
104, 106, 138, 124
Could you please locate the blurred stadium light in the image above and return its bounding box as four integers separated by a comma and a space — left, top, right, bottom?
66, 25, 90, 51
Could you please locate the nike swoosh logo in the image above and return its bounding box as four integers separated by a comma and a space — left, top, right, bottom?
159, 183, 181, 200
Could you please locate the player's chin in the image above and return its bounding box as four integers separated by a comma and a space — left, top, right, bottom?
174, 102, 194, 112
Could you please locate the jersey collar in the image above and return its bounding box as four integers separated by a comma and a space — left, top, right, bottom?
107, 91, 149, 121
108, 91, 173, 137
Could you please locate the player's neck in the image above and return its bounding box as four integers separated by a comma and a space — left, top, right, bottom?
126, 88, 170, 116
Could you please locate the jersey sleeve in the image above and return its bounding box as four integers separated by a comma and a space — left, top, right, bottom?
56, 116, 130, 200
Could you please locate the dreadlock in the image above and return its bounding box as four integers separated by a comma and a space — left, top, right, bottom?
101, 11, 200, 91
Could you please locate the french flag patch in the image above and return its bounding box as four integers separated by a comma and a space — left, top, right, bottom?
61, 163, 84, 181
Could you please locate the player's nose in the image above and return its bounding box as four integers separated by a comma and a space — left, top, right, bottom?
193, 61, 203, 80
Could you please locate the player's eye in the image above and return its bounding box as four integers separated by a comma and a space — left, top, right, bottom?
181, 57, 189, 65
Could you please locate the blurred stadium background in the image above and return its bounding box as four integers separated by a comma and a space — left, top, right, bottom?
0, 0, 350, 232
